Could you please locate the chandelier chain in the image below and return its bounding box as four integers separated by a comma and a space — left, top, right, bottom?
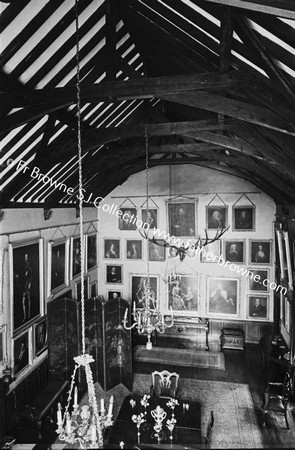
145, 125, 150, 307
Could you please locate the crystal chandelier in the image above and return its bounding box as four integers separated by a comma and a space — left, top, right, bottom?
122, 127, 174, 349
56, 2, 113, 447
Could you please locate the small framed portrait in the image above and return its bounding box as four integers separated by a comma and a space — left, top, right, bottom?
168, 246, 178, 258
47, 239, 69, 296
233, 206, 255, 231
70, 236, 86, 279
75, 276, 90, 301
247, 295, 269, 320
106, 265, 122, 284
0, 325, 7, 366
248, 269, 270, 292
87, 233, 98, 271
9, 239, 44, 334
90, 281, 97, 298
142, 209, 158, 229
167, 201, 196, 237
250, 239, 272, 265
104, 238, 120, 259
118, 208, 137, 230
149, 241, 166, 261
207, 277, 239, 317
206, 206, 227, 230
200, 240, 221, 263
34, 317, 47, 357
224, 240, 245, 264
13, 329, 30, 376
108, 290, 122, 300
168, 275, 199, 314
126, 239, 143, 260
131, 275, 159, 309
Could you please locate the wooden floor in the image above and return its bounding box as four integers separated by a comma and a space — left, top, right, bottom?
133, 344, 295, 449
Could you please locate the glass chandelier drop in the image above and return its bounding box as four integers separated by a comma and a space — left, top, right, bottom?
56, 1, 113, 447
122, 127, 174, 349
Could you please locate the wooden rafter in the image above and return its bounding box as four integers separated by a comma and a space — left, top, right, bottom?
200, 0, 295, 19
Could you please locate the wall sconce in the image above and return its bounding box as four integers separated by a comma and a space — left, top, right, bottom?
44, 208, 52, 221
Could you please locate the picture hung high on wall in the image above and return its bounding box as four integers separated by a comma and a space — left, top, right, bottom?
207, 277, 239, 317
106, 265, 122, 284
167, 202, 196, 237
126, 239, 143, 260
131, 275, 158, 309
249, 239, 272, 265
200, 240, 221, 263
87, 233, 98, 271
247, 295, 269, 320
168, 275, 199, 313
142, 208, 158, 229
71, 236, 85, 279
34, 316, 47, 357
9, 239, 43, 333
13, 330, 30, 376
276, 230, 288, 280
248, 269, 270, 292
206, 206, 227, 230
224, 240, 245, 264
104, 238, 120, 259
75, 277, 90, 301
233, 206, 255, 231
118, 208, 137, 230
108, 291, 122, 300
47, 239, 69, 296
284, 231, 293, 287
149, 240, 166, 261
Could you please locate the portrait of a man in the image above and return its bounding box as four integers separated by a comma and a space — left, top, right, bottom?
208, 278, 238, 316
118, 208, 137, 230
224, 241, 245, 264
142, 209, 158, 229
248, 296, 268, 319
250, 240, 272, 265
14, 332, 29, 376
72, 237, 81, 277
131, 276, 158, 309
35, 318, 47, 356
87, 234, 97, 270
207, 206, 227, 229
233, 206, 254, 231
106, 265, 122, 284
248, 270, 269, 292
51, 243, 66, 291
168, 202, 196, 237
108, 291, 122, 300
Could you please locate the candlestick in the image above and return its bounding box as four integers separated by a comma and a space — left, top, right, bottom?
66, 412, 71, 436
73, 386, 78, 408
57, 403, 62, 426
108, 395, 114, 419
101, 398, 105, 413
124, 308, 128, 321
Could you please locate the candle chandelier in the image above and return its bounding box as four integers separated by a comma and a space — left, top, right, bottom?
55, 1, 113, 447
122, 128, 174, 349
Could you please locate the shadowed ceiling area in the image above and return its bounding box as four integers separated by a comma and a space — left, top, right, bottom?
1, 0, 295, 208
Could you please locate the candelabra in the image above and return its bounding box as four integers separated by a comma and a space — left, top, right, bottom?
140, 394, 150, 415
151, 405, 167, 444
132, 413, 146, 444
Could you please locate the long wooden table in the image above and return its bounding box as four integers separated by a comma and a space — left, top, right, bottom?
106, 395, 202, 448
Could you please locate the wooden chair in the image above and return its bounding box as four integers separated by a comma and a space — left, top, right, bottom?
205, 411, 214, 448
150, 370, 179, 399
262, 372, 292, 429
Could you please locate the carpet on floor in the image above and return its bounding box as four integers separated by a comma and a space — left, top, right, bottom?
134, 345, 225, 370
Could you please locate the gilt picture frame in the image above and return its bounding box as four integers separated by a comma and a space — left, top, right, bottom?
247, 295, 269, 321
12, 329, 31, 377
131, 275, 159, 309
167, 201, 196, 238
47, 238, 69, 296
86, 233, 98, 271
207, 277, 239, 318
167, 274, 200, 315
34, 316, 48, 358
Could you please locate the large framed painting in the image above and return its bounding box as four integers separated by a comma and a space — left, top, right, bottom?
148, 241, 166, 261
34, 316, 48, 358
106, 264, 122, 284
249, 239, 272, 265
206, 206, 228, 230
248, 269, 270, 292
104, 238, 120, 259
118, 208, 137, 230
47, 239, 69, 296
13, 329, 31, 377
167, 274, 199, 314
70, 235, 86, 279
131, 275, 159, 309
126, 239, 143, 260
223, 240, 246, 264
75, 276, 90, 301
86, 233, 98, 271
9, 239, 44, 334
207, 277, 239, 317
233, 206, 255, 231
167, 201, 196, 237
142, 208, 158, 229
0, 324, 7, 366
247, 295, 269, 321
200, 240, 221, 263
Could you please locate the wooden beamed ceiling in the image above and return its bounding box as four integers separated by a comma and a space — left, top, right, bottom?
1, 0, 295, 208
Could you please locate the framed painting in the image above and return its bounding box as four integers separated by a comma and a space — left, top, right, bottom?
0, 325, 7, 366
249, 239, 272, 265
280, 292, 286, 325
167, 274, 199, 314
206, 206, 228, 230
34, 316, 47, 357
75, 276, 90, 301
118, 208, 137, 230
148, 241, 166, 261
13, 329, 31, 377
200, 240, 221, 263
104, 238, 120, 260
247, 295, 269, 321
167, 201, 196, 237
232, 206, 255, 231
131, 275, 159, 309
9, 239, 44, 334
276, 230, 288, 280
87, 233, 98, 271
106, 264, 122, 284
207, 277, 239, 317
108, 290, 122, 300
126, 239, 143, 260
90, 281, 97, 298
284, 231, 293, 287
223, 240, 246, 264
47, 239, 69, 296
141, 208, 158, 229
70, 235, 86, 279
248, 269, 270, 292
